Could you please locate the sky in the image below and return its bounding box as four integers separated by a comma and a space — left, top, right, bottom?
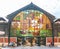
0, 0, 60, 19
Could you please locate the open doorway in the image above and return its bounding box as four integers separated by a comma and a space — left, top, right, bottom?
40, 37, 46, 46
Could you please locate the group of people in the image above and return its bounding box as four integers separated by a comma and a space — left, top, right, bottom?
9, 42, 17, 47
25, 37, 37, 46
9, 37, 38, 47
18, 37, 37, 46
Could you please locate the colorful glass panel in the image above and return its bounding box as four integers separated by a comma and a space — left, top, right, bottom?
10, 10, 52, 37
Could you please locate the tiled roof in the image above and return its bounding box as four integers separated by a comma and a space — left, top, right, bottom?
55, 18, 60, 22
0, 17, 8, 23
0, 17, 6, 21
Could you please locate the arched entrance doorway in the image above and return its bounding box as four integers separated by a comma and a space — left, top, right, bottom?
10, 10, 52, 46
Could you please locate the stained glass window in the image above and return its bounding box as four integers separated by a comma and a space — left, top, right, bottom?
10, 10, 52, 37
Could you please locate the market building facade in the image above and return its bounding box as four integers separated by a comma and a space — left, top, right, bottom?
0, 3, 60, 46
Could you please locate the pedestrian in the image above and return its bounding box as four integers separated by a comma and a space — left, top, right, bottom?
49, 42, 53, 47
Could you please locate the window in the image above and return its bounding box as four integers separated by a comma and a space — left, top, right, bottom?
10, 10, 52, 37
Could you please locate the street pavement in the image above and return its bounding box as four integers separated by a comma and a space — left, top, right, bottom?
1, 46, 60, 49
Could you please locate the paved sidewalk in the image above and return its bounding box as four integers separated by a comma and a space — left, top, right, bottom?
1, 46, 60, 49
